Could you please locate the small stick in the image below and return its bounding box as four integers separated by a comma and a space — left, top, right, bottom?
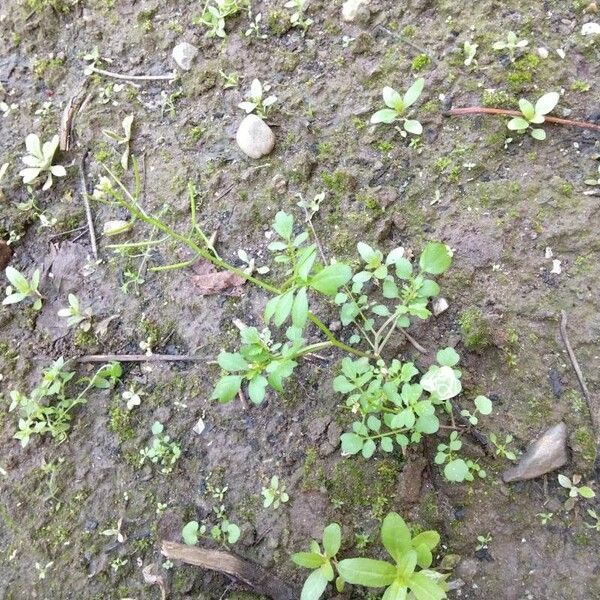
59, 79, 90, 151
89, 65, 177, 82
49, 225, 87, 240
79, 151, 99, 260
238, 388, 249, 408
559, 310, 600, 445
401, 330, 428, 354
446, 106, 600, 132
161, 541, 297, 600
77, 353, 205, 363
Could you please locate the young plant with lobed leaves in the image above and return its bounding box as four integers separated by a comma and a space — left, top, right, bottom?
371, 78, 424, 137
9, 358, 121, 447
507, 92, 559, 141
293, 513, 448, 600
3, 266, 43, 310
19, 133, 66, 190
101, 165, 493, 482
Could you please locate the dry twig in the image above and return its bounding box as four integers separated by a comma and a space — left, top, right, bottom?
89, 65, 177, 82
161, 541, 297, 600
559, 310, 600, 446
76, 353, 204, 363
79, 151, 98, 260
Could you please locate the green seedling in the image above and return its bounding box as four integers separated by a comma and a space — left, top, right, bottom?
507, 92, 559, 140
370, 78, 424, 136
536, 512, 554, 525
195, 0, 248, 37
219, 70, 239, 88
182, 509, 240, 546
19, 134, 66, 191
492, 31, 528, 62
238, 78, 277, 118
338, 513, 447, 600
435, 431, 487, 482
584, 509, 600, 532
489, 433, 517, 461
463, 40, 478, 66
122, 385, 143, 410
101, 517, 125, 543
9, 358, 120, 447
57, 293, 93, 331
103, 114, 134, 169
245, 11, 266, 38
584, 161, 600, 186
293, 515, 448, 600
3, 266, 43, 310
102, 165, 493, 482
558, 474, 595, 511
261, 475, 289, 508
139, 421, 181, 474
460, 395, 493, 425
292, 523, 343, 600
182, 520, 207, 545
237, 248, 270, 276
475, 533, 492, 551
285, 0, 313, 34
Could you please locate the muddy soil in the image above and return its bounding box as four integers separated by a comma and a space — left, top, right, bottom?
1, 0, 599, 599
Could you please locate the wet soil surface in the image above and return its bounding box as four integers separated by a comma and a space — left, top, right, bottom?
1, 0, 599, 598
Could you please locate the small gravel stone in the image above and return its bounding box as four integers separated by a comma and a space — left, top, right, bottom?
172, 42, 198, 70
342, 0, 370, 22
236, 115, 275, 159
432, 297, 449, 316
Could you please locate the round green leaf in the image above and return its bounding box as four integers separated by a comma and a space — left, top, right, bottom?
182, 521, 199, 545
474, 395, 492, 415
340, 432, 364, 455
444, 458, 469, 482
419, 242, 452, 275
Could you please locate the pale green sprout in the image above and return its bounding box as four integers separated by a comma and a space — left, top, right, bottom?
103, 114, 134, 169
238, 78, 277, 118
219, 70, 239, 88
122, 385, 144, 410
558, 474, 595, 511
489, 433, 517, 461
463, 40, 478, 66
285, 0, 313, 35
507, 92, 560, 141
3, 266, 43, 310
197, 0, 248, 38
245, 12, 266, 38
19, 134, 66, 191
536, 512, 554, 525
584, 161, 600, 186
57, 293, 93, 331
370, 78, 425, 137
262, 475, 289, 509
492, 31, 528, 62
585, 509, 600, 532
237, 249, 270, 276
475, 533, 492, 551
139, 421, 181, 474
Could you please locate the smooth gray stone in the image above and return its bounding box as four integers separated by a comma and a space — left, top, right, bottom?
502, 422, 568, 482
236, 114, 275, 159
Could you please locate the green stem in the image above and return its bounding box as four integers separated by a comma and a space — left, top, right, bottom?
308, 313, 373, 359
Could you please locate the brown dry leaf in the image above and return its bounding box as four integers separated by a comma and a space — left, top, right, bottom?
191, 260, 245, 296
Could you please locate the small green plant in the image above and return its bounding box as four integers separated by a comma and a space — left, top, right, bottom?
19, 134, 66, 191
57, 294, 93, 331
238, 78, 277, 118
370, 78, 424, 136
507, 92, 559, 141
195, 0, 248, 37
463, 40, 478, 66
475, 533, 492, 551
139, 421, 181, 473
219, 70, 239, 88
584, 161, 600, 186
489, 433, 517, 461
584, 509, 600, 531
245, 11, 267, 38
435, 431, 487, 482
536, 512, 554, 525
558, 474, 595, 511
261, 475, 290, 508
101, 166, 493, 483
122, 385, 144, 410
460, 395, 492, 425
9, 358, 120, 447
3, 266, 43, 310
293, 513, 448, 600
492, 31, 528, 62
284, 0, 313, 34
103, 115, 134, 170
